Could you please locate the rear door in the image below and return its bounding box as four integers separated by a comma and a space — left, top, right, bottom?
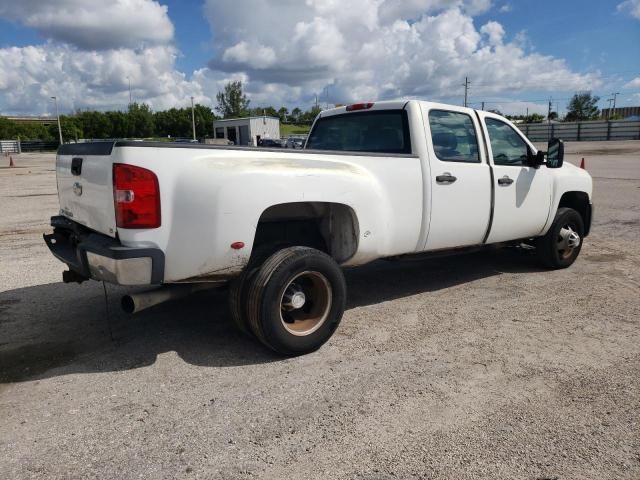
478, 113, 551, 243
422, 105, 492, 250
56, 143, 117, 237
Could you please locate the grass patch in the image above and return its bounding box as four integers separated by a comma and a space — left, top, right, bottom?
280, 123, 311, 137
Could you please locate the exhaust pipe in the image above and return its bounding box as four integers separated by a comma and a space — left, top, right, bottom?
121, 283, 218, 314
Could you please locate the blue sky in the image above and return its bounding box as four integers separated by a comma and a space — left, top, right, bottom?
0, 0, 638, 116
470, 1, 640, 111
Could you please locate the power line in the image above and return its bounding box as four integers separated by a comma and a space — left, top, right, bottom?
473, 91, 637, 106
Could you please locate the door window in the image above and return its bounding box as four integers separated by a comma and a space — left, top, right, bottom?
485, 118, 529, 166
428, 110, 480, 163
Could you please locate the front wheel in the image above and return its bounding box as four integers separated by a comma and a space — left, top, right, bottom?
246, 247, 346, 355
536, 207, 584, 269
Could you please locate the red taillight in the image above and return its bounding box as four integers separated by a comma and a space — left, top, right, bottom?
346, 102, 374, 111
113, 164, 161, 229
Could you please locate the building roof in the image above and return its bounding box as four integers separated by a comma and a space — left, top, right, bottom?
2, 115, 56, 124
214, 116, 280, 123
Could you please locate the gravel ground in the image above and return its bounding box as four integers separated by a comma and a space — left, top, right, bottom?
1, 141, 639, 479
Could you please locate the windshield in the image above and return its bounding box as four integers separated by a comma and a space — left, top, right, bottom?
305, 110, 411, 154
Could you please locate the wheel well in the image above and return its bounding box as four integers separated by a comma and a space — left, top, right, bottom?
253, 202, 359, 263
558, 191, 591, 235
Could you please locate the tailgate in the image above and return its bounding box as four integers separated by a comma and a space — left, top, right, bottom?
56, 142, 117, 237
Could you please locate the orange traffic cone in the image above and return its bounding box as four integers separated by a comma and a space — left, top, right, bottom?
9, 155, 15, 167
579, 157, 585, 169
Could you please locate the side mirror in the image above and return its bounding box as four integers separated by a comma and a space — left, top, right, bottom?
546, 138, 564, 168
528, 149, 545, 168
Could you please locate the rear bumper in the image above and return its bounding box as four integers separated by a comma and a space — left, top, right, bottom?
44, 216, 164, 285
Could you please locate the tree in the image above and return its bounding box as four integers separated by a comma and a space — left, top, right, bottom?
527, 113, 546, 123
52, 116, 83, 142
547, 111, 558, 121
0, 117, 53, 141
76, 110, 112, 139
565, 92, 599, 122
290, 107, 302, 123
106, 111, 128, 138
250, 106, 278, 118
193, 104, 216, 138
127, 102, 154, 138
277, 107, 289, 123
298, 105, 322, 124
215, 81, 250, 118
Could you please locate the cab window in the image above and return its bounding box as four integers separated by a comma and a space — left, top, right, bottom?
485, 118, 530, 166
306, 110, 411, 154
428, 110, 480, 163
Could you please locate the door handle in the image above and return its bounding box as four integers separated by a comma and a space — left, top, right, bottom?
436, 173, 457, 184
71, 157, 83, 176
498, 175, 513, 186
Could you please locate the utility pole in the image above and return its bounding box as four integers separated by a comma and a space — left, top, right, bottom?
606, 97, 613, 119
51, 96, 63, 145
315, 94, 319, 110
191, 96, 196, 141
481, 101, 485, 111
127, 76, 132, 105
547, 98, 553, 141
462, 76, 470, 107
610, 92, 620, 118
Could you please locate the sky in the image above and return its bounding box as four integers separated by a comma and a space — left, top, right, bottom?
0, 0, 638, 117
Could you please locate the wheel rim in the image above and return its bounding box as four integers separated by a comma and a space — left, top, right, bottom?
279, 271, 332, 337
557, 224, 581, 260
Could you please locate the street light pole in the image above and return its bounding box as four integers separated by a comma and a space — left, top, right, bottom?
51, 96, 63, 145
191, 96, 196, 141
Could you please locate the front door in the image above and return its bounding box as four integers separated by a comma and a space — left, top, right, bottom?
226, 126, 238, 145
423, 105, 492, 250
479, 113, 551, 243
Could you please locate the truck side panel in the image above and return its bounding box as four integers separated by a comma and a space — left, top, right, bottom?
114, 147, 424, 282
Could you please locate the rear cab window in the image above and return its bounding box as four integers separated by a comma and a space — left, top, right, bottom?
306, 110, 411, 154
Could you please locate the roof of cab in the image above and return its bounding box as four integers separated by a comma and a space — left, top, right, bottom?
319, 99, 478, 118
319, 100, 411, 118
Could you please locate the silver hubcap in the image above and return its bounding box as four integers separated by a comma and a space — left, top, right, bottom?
283, 285, 307, 310
280, 271, 332, 337
557, 225, 581, 259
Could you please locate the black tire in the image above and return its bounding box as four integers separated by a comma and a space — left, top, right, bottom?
246, 247, 346, 356
536, 207, 584, 269
228, 242, 292, 335
228, 266, 258, 335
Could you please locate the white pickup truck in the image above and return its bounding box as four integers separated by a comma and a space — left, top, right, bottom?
45, 100, 593, 355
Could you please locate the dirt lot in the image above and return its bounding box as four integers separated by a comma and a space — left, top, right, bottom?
1, 141, 639, 479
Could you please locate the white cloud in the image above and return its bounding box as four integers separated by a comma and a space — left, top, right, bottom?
617, 0, 640, 19
624, 77, 640, 88
0, 0, 174, 50
204, 1, 601, 107
499, 3, 512, 13
0, 0, 189, 114
0, 0, 603, 115
0, 44, 207, 114
480, 21, 505, 45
